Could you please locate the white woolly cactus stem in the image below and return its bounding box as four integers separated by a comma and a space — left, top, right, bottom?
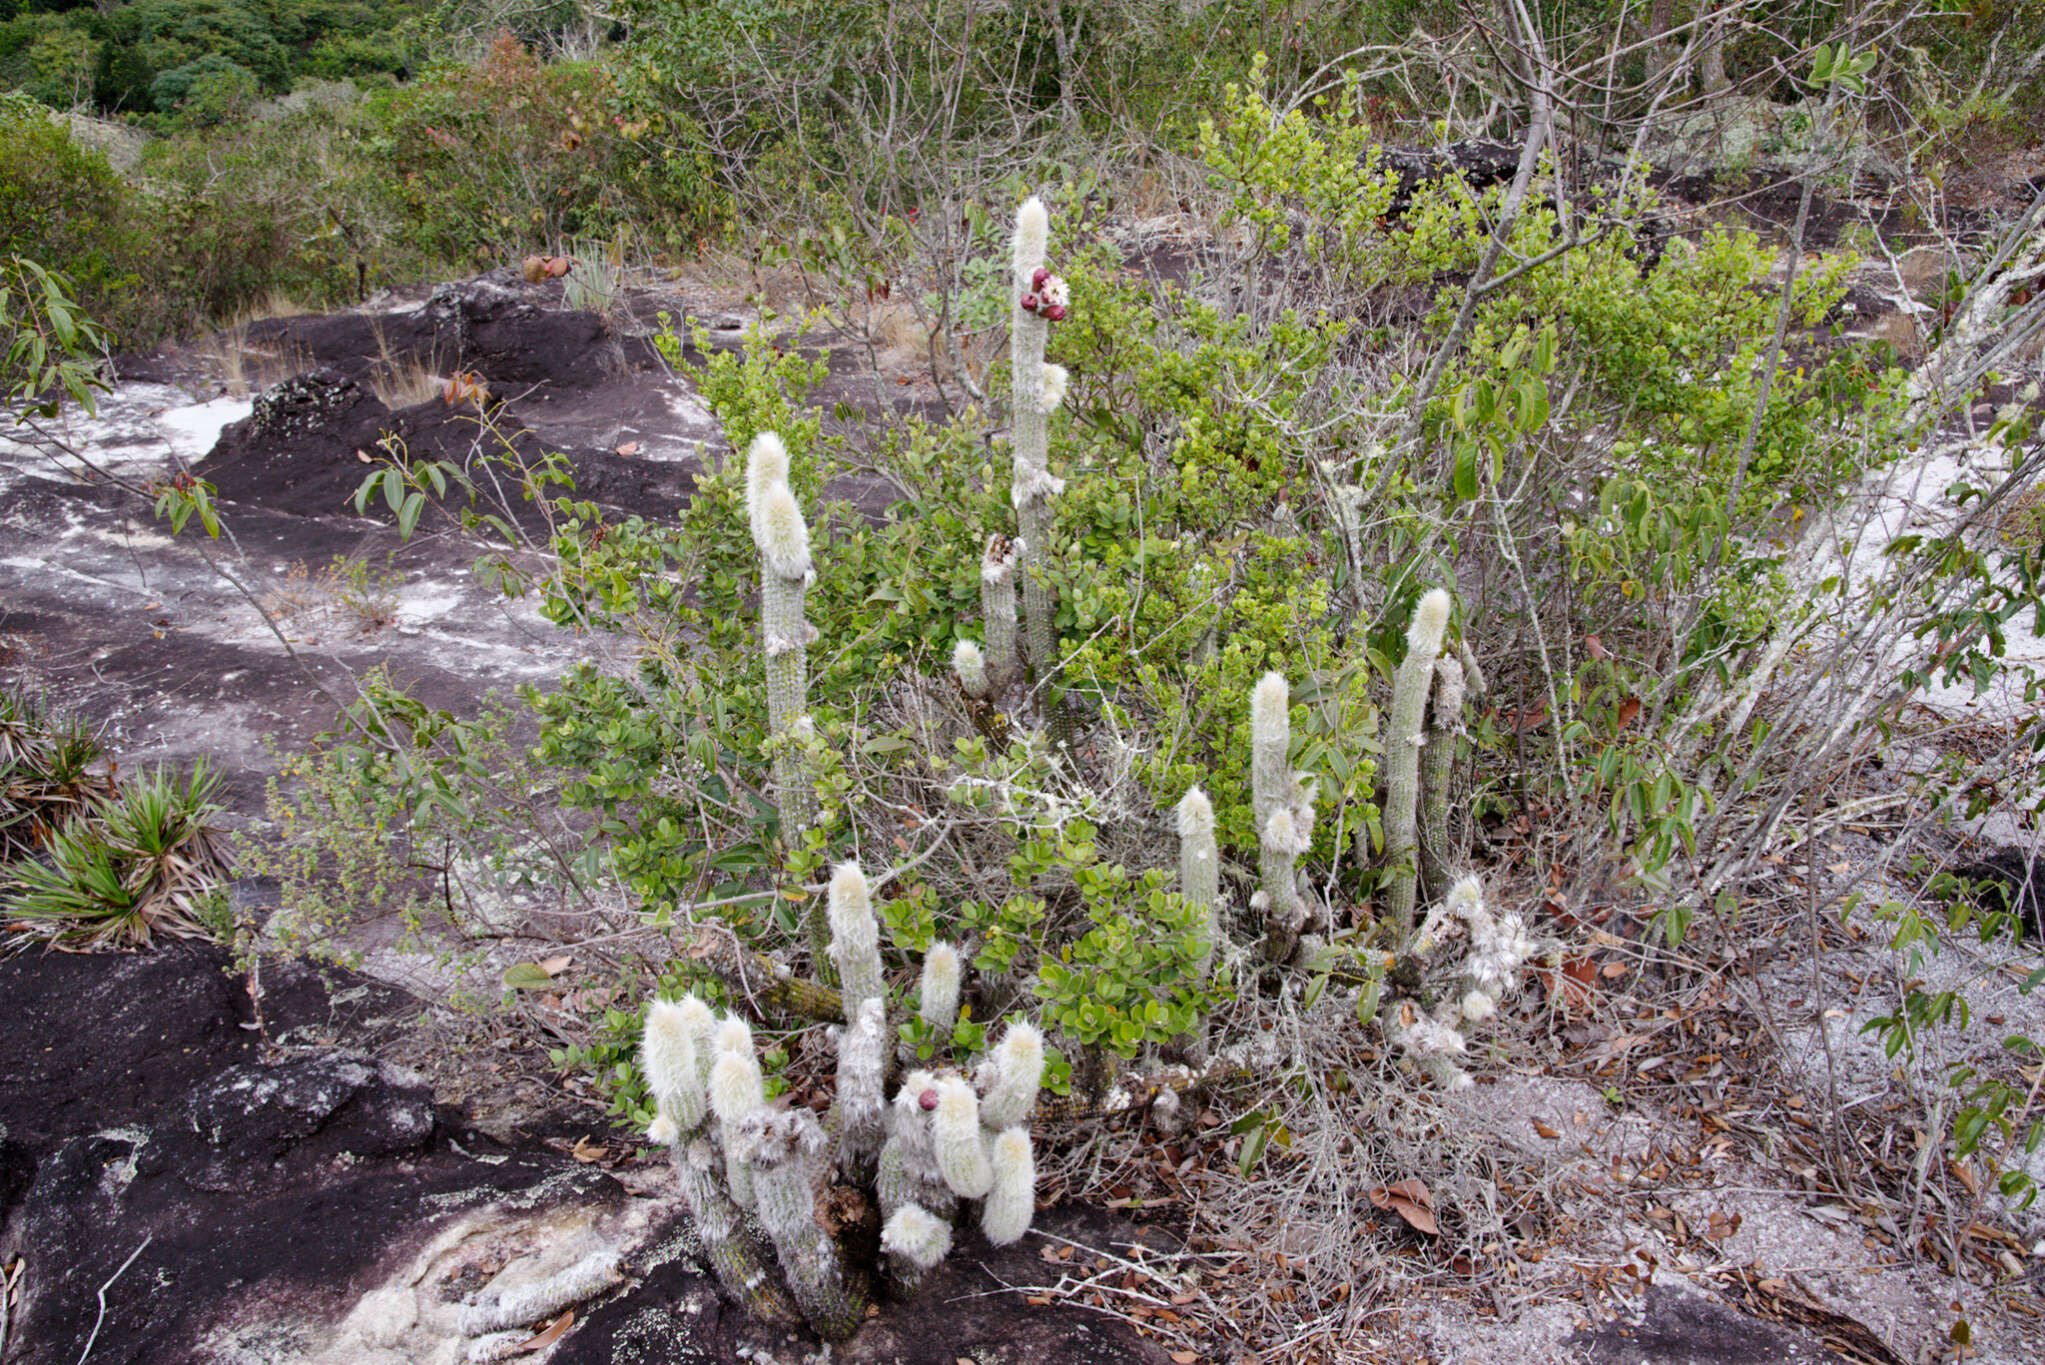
952, 639, 990, 700
1009, 197, 1061, 698
877, 1068, 957, 1229
641, 999, 708, 1135
744, 431, 790, 544
1177, 786, 1220, 981
980, 533, 1020, 692
751, 451, 817, 862
709, 1039, 766, 1210
981, 1127, 1037, 1246
827, 860, 885, 1012
732, 1107, 867, 1339
835, 995, 888, 1170
932, 1076, 994, 1198
1248, 672, 1315, 963
1380, 588, 1452, 947
918, 942, 961, 1034
1418, 654, 1467, 906
976, 1020, 1044, 1130
459, 1249, 623, 1336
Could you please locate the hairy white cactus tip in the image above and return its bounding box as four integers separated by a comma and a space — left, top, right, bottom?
676, 995, 716, 1058
642, 1000, 699, 1094
753, 480, 811, 578
882, 1204, 953, 1270
646, 1111, 680, 1146
1250, 670, 1289, 746
935, 1075, 979, 1127
1263, 806, 1309, 856
997, 1020, 1044, 1077
1407, 588, 1452, 654
828, 860, 875, 940
1041, 363, 1070, 412
921, 941, 961, 998
1460, 989, 1496, 1024
709, 1049, 765, 1123
1013, 196, 1049, 279
1176, 785, 1214, 839
982, 1127, 1037, 1246
745, 431, 789, 505
711, 1013, 753, 1059
952, 639, 989, 697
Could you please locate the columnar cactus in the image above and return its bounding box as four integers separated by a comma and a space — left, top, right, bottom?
980, 533, 1020, 693
1249, 672, 1317, 963
1176, 786, 1220, 983
827, 860, 885, 1011
1009, 198, 1067, 699
952, 639, 990, 700
749, 434, 814, 838
918, 942, 961, 1033
1417, 654, 1467, 906
1379, 589, 1452, 946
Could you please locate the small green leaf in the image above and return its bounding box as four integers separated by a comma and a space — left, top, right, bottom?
502, 963, 555, 990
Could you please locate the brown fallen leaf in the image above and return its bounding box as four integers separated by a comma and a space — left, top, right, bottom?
515, 1309, 574, 1351
616, 440, 641, 456
1367, 1178, 1439, 1235
1171, 1353, 1200, 1364
1532, 1119, 1561, 1140
570, 1135, 607, 1163
538, 954, 573, 976
1026, 1295, 1050, 1306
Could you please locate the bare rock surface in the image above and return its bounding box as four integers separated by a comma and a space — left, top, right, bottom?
0, 944, 1174, 1365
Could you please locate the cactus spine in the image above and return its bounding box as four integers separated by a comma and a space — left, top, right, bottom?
1249, 672, 1316, 963
1380, 589, 1451, 946
1009, 198, 1064, 698
1417, 654, 1467, 906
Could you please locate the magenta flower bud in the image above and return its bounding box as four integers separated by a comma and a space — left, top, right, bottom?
1020, 293, 1040, 312
1043, 303, 1068, 323
918, 1088, 940, 1111
1031, 266, 1050, 290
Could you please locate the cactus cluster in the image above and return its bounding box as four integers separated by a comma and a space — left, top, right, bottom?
642, 859, 1043, 1340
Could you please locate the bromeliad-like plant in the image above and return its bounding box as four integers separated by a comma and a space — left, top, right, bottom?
640, 860, 1043, 1339
4, 761, 230, 949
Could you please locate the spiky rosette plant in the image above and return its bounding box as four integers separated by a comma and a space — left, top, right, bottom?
640, 860, 1045, 1338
